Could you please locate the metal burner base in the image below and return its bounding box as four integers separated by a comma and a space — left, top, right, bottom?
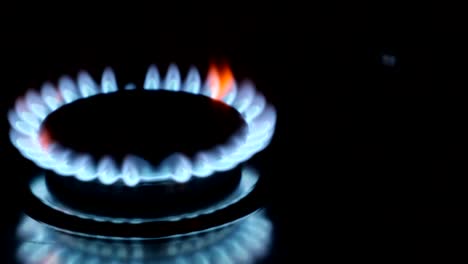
23, 167, 264, 240
45, 165, 242, 219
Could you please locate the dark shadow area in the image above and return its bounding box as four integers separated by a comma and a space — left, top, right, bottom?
42, 90, 245, 165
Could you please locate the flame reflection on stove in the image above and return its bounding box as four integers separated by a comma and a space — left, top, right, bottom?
16, 212, 272, 263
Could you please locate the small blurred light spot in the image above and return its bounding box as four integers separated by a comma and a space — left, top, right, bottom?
124, 83, 137, 90
381, 54, 397, 67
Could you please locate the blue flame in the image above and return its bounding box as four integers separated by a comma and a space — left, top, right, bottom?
143, 64, 161, 90
25, 90, 48, 119
16, 211, 272, 263
163, 63, 182, 91
59, 76, 80, 103
8, 64, 277, 187
101, 67, 118, 93
40, 82, 62, 110
183, 66, 201, 94
77, 71, 99, 98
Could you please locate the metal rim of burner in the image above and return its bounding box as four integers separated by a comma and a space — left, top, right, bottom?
22, 167, 266, 239
32, 167, 260, 225
8, 64, 277, 187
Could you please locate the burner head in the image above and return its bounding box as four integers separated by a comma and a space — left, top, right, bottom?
45, 166, 242, 218
25, 168, 264, 239
40, 89, 248, 217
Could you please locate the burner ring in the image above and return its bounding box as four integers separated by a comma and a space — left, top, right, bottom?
23, 167, 265, 239
8, 64, 277, 186
31, 167, 259, 224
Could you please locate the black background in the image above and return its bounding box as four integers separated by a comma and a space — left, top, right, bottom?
1, 7, 467, 262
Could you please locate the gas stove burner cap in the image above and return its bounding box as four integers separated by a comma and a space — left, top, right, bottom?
8, 64, 277, 186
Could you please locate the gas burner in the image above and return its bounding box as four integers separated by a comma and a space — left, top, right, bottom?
9, 63, 276, 242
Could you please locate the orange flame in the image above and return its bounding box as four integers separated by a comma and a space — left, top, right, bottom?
207, 63, 234, 100
39, 129, 52, 150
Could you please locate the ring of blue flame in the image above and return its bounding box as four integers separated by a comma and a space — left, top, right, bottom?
8, 64, 277, 186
